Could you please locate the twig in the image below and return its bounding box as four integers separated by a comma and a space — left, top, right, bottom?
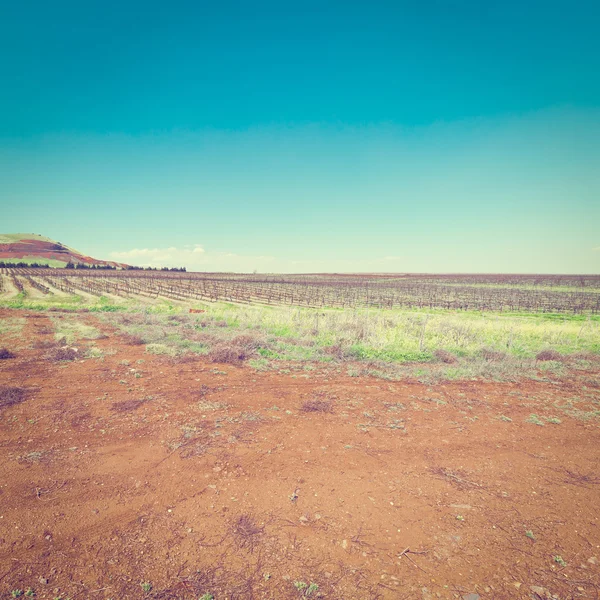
398, 547, 430, 573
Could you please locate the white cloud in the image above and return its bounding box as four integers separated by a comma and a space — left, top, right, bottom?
110, 245, 274, 271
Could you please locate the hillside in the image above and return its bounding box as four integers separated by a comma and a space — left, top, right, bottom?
0, 233, 127, 268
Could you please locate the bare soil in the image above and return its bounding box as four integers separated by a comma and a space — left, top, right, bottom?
1, 311, 599, 599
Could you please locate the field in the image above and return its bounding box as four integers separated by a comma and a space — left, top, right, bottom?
1, 270, 599, 599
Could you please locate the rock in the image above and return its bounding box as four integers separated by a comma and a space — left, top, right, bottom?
341, 539, 348, 549
38, 577, 48, 585
588, 556, 597, 565
530, 585, 552, 599
513, 582, 522, 589
462, 594, 480, 600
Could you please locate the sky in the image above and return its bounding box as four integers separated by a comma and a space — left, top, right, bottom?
1, 0, 599, 273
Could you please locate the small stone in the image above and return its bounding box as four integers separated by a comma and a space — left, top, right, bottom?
299, 516, 308, 523
588, 556, 597, 565
38, 577, 48, 585
462, 594, 480, 600
513, 582, 522, 589
341, 539, 348, 549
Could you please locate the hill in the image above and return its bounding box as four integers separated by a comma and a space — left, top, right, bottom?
0, 233, 127, 268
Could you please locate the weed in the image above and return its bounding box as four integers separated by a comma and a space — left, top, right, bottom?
526, 414, 545, 426
525, 530, 535, 540
25, 590, 35, 598
294, 581, 307, 591
306, 583, 319, 596
11, 591, 23, 598
199, 595, 214, 600
498, 415, 512, 422
140, 581, 152, 593
456, 515, 465, 521
293, 581, 319, 597
536, 349, 563, 361
554, 555, 567, 567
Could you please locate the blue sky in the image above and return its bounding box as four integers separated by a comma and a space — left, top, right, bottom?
1, 0, 599, 272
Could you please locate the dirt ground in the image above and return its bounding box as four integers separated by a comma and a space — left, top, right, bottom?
1, 311, 599, 600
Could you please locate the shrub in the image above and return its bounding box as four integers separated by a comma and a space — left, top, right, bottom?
480, 348, 506, 362
230, 334, 262, 351
300, 399, 333, 413
536, 349, 563, 362
122, 333, 145, 346
0, 348, 15, 359
208, 344, 247, 364
434, 349, 457, 364
0, 386, 28, 410
322, 344, 346, 359
46, 347, 79, 362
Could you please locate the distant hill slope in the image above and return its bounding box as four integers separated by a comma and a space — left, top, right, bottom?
0, 233, 127, 268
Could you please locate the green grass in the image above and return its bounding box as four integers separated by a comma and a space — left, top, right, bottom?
0, 316, 26, 337
50, 315, 104, 344
2, 292, 599, 381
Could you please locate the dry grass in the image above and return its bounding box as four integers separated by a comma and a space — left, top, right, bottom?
231, 514, 265, 553
208, 343, 249, 364
434, 349, 458, 364
0, 386, 29, 410
45, 346, 79, 362
121, 333, 145, 346
322, 343, 346, 359
300, 399, 334, 413
230, 334, 263, 351
536, 349, 563, 361
480, 348, 507, 362
111, 399, 146, 412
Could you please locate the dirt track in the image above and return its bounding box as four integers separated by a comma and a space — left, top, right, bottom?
1, 311, 599, 599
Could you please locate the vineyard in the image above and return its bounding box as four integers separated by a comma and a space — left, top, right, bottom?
1, 268, 600, 313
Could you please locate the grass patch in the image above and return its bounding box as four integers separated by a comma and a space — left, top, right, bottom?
89, 302, 600, 380
50, 315, 104, 344
0, 317, 26, 338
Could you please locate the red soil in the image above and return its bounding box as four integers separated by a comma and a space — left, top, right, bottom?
0, 311, 599, 599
